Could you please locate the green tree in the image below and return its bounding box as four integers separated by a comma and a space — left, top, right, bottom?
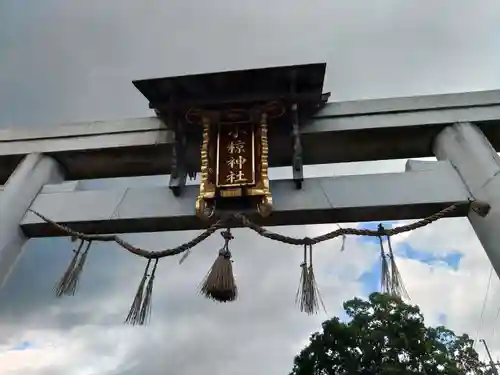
290, 293, 494, 375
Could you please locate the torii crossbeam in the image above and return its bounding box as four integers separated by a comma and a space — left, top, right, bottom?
1, 63, 500, 288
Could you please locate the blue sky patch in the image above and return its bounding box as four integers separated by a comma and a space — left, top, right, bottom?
9, 341, 34, 351
357, 259, 382, 295
398, 243, 462, 270
438, 313, 447, 325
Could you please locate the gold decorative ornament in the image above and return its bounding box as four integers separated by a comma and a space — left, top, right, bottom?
193, 102, 284, 220
195, 115, 216, 220
257, 112, 272, 217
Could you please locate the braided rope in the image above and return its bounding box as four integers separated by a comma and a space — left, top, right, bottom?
28, 209, 225, 259
234, 204, 459, 245
28, 203, 461, 259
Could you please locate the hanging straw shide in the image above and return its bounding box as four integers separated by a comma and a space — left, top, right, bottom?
378, 224, 391, 295
385, 231, 410, 300
336, 224, 346, 252
139, 258, 158, 324
179, 249, 192, 265
54, 239, 93, 297
125, 258, 159, 326
378, 224, 409, 300
296, 242, 326, 315
296, 246, 309, 312
200, 228, 238, 303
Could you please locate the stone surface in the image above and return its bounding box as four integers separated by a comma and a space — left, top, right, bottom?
0, 153, 63, 286
22, 161, 469, 236
434, 122, 500, 278
1, 89, 500, 183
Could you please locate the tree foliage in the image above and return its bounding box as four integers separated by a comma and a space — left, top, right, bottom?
291, 293, 494, 375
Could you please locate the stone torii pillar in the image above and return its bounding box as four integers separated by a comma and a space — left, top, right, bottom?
434, 122, 500, 277
0, 153, 63, 287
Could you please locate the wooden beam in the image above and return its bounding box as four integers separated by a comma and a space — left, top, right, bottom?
2, 89, 500, 183
21, 161, 470, 237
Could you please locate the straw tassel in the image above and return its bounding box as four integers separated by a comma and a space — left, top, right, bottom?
339, 234, 346, 252
295, 246, 309, 312
307, 245, 327, 314
139, 259, 158, 325
378, 224, 391, 295
125, 259, 154, 326
378, 224, 409, 300
386, 233, 410, 300
179, 249, 191, 265
65, 240, 92, 296
336, 225, 346, 252
296, 243, 326, 315
200, 229, 237, 303
54, 239, 92, 297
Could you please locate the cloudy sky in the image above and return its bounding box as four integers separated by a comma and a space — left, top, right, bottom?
1, 0, 500, 374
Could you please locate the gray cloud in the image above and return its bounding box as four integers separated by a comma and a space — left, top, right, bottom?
1, 0, 500, 373
2, 0, 499, 127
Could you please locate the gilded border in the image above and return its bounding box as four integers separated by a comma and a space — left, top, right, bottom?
195, 116, 215, 219
257, 112, 272, 217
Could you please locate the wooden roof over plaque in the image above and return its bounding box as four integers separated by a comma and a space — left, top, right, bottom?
132, 63, 330, 122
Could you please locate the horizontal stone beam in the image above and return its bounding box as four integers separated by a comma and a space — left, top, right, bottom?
313, 89, 500, 117
304, 89, 500, 166
0, 118, 172, 184
21, 161, 471, 237
3, 89, 500, 183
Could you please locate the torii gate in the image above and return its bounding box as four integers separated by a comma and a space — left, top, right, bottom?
1, 62, 500, 292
